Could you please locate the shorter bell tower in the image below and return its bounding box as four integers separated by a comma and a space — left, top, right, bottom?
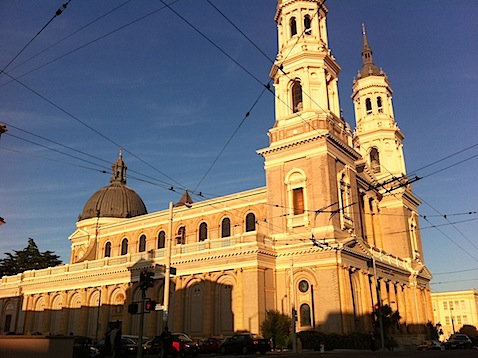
352, 24, 406, 182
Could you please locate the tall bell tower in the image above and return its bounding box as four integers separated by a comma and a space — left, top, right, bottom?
259, 0, 360, 243
269, 0, 347, 144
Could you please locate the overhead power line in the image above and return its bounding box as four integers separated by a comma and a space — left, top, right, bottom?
0, 0, 72, 77
4, 1, 133, 77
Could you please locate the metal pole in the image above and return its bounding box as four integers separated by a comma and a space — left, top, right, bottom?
450, 308, 455, 334
290, 259, 297, 353
137, 289, 146, 358
372, 257, 385, 350
95, 290, 101, 342
163, 201, 173, 326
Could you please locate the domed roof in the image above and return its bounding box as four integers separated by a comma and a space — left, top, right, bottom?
79, 152, 147, 221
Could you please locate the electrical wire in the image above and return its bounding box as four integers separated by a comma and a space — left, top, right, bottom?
0, 0, 72, 77
4, 1, 133, 77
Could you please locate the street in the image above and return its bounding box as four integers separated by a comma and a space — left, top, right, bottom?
142, 350, 478, 358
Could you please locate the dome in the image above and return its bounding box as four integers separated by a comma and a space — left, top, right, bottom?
78, 152, 147, 221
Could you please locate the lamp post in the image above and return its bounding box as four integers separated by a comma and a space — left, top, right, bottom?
450, 307, 455, 334
163, 201, 174, 326
371, 256, 385, 350
290, 259, 297, 353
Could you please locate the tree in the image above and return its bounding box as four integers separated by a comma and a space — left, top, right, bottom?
0, 238, 62, 277
425, 321, 443, 340
374, 304, 401, 334
459, 325, 478, 345
260, 310, 291, 350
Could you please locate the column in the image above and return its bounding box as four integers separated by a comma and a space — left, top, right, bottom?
23, 294, 34, 334
41, 293, 51, 334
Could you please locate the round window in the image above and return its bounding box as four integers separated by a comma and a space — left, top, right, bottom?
298, 280, 309, 292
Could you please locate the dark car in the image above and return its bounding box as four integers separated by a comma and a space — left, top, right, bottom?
417, 340, 444, 351
445, 334, 473, 349
96, 336, 140, 356
219, 333, 271, 355
198, 337, 223, 354
150, 333, 199, 356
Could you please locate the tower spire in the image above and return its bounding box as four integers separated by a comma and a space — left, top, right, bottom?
360, 23, 381, 77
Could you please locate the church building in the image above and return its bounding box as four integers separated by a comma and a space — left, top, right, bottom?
0, 0, 433, 342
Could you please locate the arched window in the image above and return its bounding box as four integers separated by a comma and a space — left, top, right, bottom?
338, 171, 353, 228
300, 303, 312, 326
158, 231, 166, 249
245, 213, 256, 232
104, 242, 111, 258
409, 215, 419, 260
293, 187, 305, 215
121, 238, 128, 255
304, 16, 312, 35
221, 217, 231, 238
199, 222, 208, 241
377, 96, 383, 113
286, 170, 308, 226
290, 17, 297, 36
292, 80, 303, 113
138, 234, 146, 252
370, 147, 380, 173
365, 98, 372, 114
177, 226, 186, 245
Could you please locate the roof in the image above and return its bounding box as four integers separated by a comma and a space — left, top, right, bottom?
358, 23, 385, 78
78, 152, 147, 221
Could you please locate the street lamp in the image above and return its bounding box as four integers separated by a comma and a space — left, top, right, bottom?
163, 201, 174, 326
450, 307, 455, 334
370, 256, 385, 350
290, 259, 297, 353
163, 200, 191, 326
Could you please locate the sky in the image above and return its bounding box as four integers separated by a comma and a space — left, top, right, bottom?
0, 0, 477, 293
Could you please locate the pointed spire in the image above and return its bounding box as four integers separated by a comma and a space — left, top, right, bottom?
361, 23, 373, 65
175, 189, 193, 208
359, 23, 382, 78
110, 150, 127, 185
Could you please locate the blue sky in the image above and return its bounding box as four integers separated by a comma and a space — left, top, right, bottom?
1, 1, 477, 293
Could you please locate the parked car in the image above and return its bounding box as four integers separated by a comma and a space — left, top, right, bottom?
96, 336, 142, 356
445, 334, 473, 349
219, 333, 271, 355
417, 340, 444, 351
198, 337, 223, 354
149, 333, 199, 356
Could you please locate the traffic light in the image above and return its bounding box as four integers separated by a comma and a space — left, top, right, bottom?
140, 270, 154, 291
372, 304, 380, 320
145, 300, 157, 311
128, 303, 138, 314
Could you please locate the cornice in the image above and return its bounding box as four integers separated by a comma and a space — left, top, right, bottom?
258, 133, 359, 160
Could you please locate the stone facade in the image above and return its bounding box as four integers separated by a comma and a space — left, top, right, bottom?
0, 0, 433, 342
431, 289, 478, 340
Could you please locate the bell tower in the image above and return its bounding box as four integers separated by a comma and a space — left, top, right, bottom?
268, 0, 350, 146
351, 24, 406, 181
259, 0, 359, 243
352, 25, 424, 261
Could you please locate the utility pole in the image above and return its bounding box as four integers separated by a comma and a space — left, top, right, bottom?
290, 259, 297, 353
137, 270, 154, 358
137, 289, 146, 358
371, 257, 385, 350
163, 201, 173, 327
